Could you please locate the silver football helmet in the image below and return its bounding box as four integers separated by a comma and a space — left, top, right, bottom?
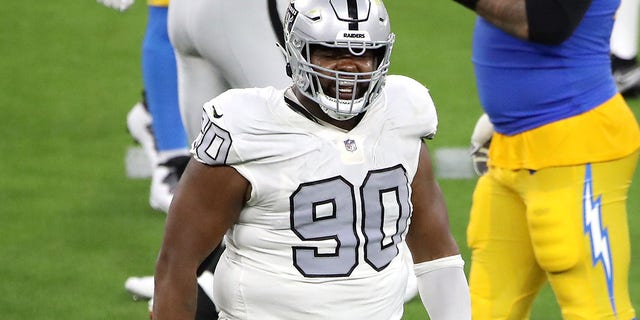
283, 0, 395, 120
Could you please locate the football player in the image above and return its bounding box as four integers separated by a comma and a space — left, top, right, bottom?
153, 0, 471, 319
168, 0, 292, 142
169, 0, 415, 308
97, 0, 190, 213
453, 0, 640, 317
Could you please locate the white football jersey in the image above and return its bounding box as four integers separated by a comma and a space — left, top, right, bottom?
191, 75, 438, 320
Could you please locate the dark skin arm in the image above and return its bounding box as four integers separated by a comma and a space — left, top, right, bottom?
152, 158, 250, 320
475, 0, 529, 40
405, 142, 461, 263
469, 0, 591, 44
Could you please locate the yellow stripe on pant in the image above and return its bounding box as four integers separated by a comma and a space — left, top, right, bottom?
147, 0, 169, 7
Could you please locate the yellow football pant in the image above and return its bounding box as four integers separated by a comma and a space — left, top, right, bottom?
467, 151, 638, 320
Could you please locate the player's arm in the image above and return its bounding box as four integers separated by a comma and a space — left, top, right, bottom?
452, 0, 592, 45
152, 159, 249, 320
405, 142, 471, 320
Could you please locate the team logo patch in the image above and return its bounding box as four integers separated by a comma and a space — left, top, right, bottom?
343, 139, 357, 152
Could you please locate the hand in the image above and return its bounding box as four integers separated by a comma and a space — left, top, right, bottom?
470, 113, 494, 176
471, 139, 490, 176
96, 0, 135, 12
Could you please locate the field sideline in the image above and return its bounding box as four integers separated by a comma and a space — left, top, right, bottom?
1, 1, 638, 319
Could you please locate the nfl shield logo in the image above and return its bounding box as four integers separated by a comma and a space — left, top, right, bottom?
343, 139, 357, 152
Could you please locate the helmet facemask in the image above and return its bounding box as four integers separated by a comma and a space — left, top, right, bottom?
284, 0, 395, 120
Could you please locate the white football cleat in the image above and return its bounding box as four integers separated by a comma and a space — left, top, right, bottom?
149, 164, 176, 214
126, 102, 157, 166
124, 275, 154, 301
149, 154, 190, 214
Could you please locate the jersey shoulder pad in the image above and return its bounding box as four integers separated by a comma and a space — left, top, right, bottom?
384, 75, 438, 139
193, 87, 280, 166
203, 87, 279, 131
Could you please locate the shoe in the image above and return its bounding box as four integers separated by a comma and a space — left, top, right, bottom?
612, 56, 640, 95
149, 155, 190, 213
126, 101, 157, 166
614, 66, 640, 95
125, 275, 154, 300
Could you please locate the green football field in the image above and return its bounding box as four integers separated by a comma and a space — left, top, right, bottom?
1, 1, 638, 319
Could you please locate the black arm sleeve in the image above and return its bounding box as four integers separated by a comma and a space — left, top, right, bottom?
453, 0, 478, 10
526, 0, 592, 45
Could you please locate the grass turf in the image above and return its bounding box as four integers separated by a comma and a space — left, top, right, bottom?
0, 1, 637, 319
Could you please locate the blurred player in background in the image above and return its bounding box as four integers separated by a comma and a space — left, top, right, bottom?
97, 0, 190, 215
168, 0, 291, 141
455, 0, 640, 318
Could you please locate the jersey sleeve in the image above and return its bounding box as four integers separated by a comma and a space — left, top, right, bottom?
190, 88, 265, 166
190, 87, 285, 167
190, 96, 235, 166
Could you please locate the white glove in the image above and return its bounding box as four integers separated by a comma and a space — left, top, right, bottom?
470, 113, 494, 176
97, 0, 135, 12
